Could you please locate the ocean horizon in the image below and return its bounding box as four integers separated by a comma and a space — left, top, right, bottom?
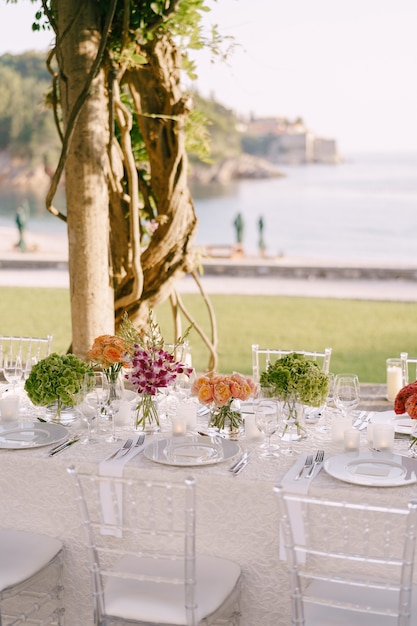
1, 151, 416, 266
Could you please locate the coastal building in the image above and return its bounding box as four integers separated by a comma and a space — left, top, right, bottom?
243, 116, 341, 165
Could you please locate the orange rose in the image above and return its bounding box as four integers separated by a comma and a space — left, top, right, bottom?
213, 381, 232, 406
198, 383, 214, 404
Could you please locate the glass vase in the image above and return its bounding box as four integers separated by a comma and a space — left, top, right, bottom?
45, 397, 77, 425
209, 399, 243, 439
135, 393, 160, 433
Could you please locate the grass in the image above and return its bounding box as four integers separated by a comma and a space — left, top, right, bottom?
1, 287, 416, 383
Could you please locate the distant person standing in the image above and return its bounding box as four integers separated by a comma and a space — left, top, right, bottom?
233, 213, 244, 244
15, 205, 27, 251
258, 215, 266, 256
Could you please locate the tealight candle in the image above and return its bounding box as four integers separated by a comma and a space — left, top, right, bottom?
331, 417, 351, 443
0, 395, 20, 421
344, 427, 360, 452
171, 414, 187, 436
372, 423, 395, 451
244, 414, 263, 440
178, 401, 197, 432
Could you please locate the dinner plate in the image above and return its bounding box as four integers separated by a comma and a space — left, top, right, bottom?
0, 421, 68, 449
324, 451, 417, 487
144, 435, 240, 467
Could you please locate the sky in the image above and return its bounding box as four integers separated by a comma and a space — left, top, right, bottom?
1, 0, 416, 155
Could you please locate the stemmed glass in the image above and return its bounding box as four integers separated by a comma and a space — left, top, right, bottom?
280, 398, 304, 457
3, 353, 23, 392
334, 373, 360, 420
71, 374, 99, 444
254, 398, 280, 458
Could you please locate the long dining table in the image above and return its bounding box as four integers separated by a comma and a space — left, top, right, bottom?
0, 383, 415, 626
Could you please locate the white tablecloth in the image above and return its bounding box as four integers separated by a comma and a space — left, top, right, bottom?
0, 410, 414, 626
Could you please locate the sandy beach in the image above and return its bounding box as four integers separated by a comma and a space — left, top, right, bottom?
1, 226, 417, 301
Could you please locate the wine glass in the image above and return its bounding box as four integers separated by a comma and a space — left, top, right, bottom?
71, 377, 99, 444
334, 373, 360, 420
175, 368, 196, 400
3, 353, 23, 392
254, 398, 280, 458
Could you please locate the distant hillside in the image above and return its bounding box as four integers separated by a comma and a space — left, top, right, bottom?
0, 52, 283, 189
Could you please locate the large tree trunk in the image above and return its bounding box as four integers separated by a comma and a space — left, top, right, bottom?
56, 0, 114, 359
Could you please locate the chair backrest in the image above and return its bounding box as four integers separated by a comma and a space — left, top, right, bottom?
67, 467, 197, 625
400, 352, 417, 386
275, 484, 417, 626
0, 335, 53, 368
252, 344, 332, 383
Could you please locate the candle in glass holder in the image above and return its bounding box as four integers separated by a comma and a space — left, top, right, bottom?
331, 416, 351, 443
171, 414, 187, 436
386, 358, 403, 402
372, 423, 395, 451
344, 428, 360, 452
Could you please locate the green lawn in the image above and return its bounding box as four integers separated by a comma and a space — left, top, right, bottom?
1, 287, 416, 383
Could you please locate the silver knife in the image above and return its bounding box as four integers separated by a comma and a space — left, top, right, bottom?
49, 437, 79, 456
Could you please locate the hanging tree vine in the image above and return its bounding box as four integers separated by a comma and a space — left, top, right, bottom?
34, 0, 228, 369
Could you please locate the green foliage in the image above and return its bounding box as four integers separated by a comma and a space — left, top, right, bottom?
0, 53, 60, 163
260, 352, 329, 407
24, 353, 93, 407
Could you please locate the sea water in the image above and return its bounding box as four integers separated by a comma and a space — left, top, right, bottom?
1, 152, 416, 264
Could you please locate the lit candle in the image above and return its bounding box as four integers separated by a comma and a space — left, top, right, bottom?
331, 417, 352, 443
244, 414, 263, 440
178, 402, 197, 432
386, 358, 403, 402
372, 423, 395, 451
344, 428, 360, 452
171, 414, 187, 436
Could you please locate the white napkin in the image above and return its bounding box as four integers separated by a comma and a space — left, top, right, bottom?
98, 437, 146, 536
279, 454, 324, 561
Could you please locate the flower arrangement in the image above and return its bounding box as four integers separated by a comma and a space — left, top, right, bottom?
24, 353, 93, 416
86, 334, 130, 382
260, 352, 329, 406
191, 371, 257, 433
260, 353, 330, 436
394, 381, 417, 450
121, 311, 193, 430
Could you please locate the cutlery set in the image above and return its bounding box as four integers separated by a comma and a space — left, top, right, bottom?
228, 451, 251, 475
48, 436, 80, 457
48, 433, 146, 458
107, 434, 146, 461
352, 411, 373, 430
295, 450, 324, 480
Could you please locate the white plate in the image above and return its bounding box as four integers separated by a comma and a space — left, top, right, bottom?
324, 451, 417, 487
144, 435, 240, 467
0, 421, 68, 449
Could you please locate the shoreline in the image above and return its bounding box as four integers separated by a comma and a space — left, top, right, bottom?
1, 226, 417, 300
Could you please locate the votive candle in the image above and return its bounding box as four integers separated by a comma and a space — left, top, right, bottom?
344, 428, 360, 452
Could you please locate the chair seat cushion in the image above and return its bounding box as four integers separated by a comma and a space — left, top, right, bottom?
104, 553, 241, 624
0, 529, 62, 591
303, 579, 417, 626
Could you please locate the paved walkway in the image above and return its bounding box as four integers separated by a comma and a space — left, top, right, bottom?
1, 226, 416, 301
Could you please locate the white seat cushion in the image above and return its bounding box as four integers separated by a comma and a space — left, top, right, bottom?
0, 529, 62, 591
104, 554, 241, 624
303, 580, 417, 626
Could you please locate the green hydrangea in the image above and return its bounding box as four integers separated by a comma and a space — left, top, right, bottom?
24, 353, 93, 407
260, 352, 329, 407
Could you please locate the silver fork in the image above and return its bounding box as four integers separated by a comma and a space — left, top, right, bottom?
132, 433, 146, 450
108, 438, 133, 461
295, 454, 313, 480
306, 449, 324, 479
